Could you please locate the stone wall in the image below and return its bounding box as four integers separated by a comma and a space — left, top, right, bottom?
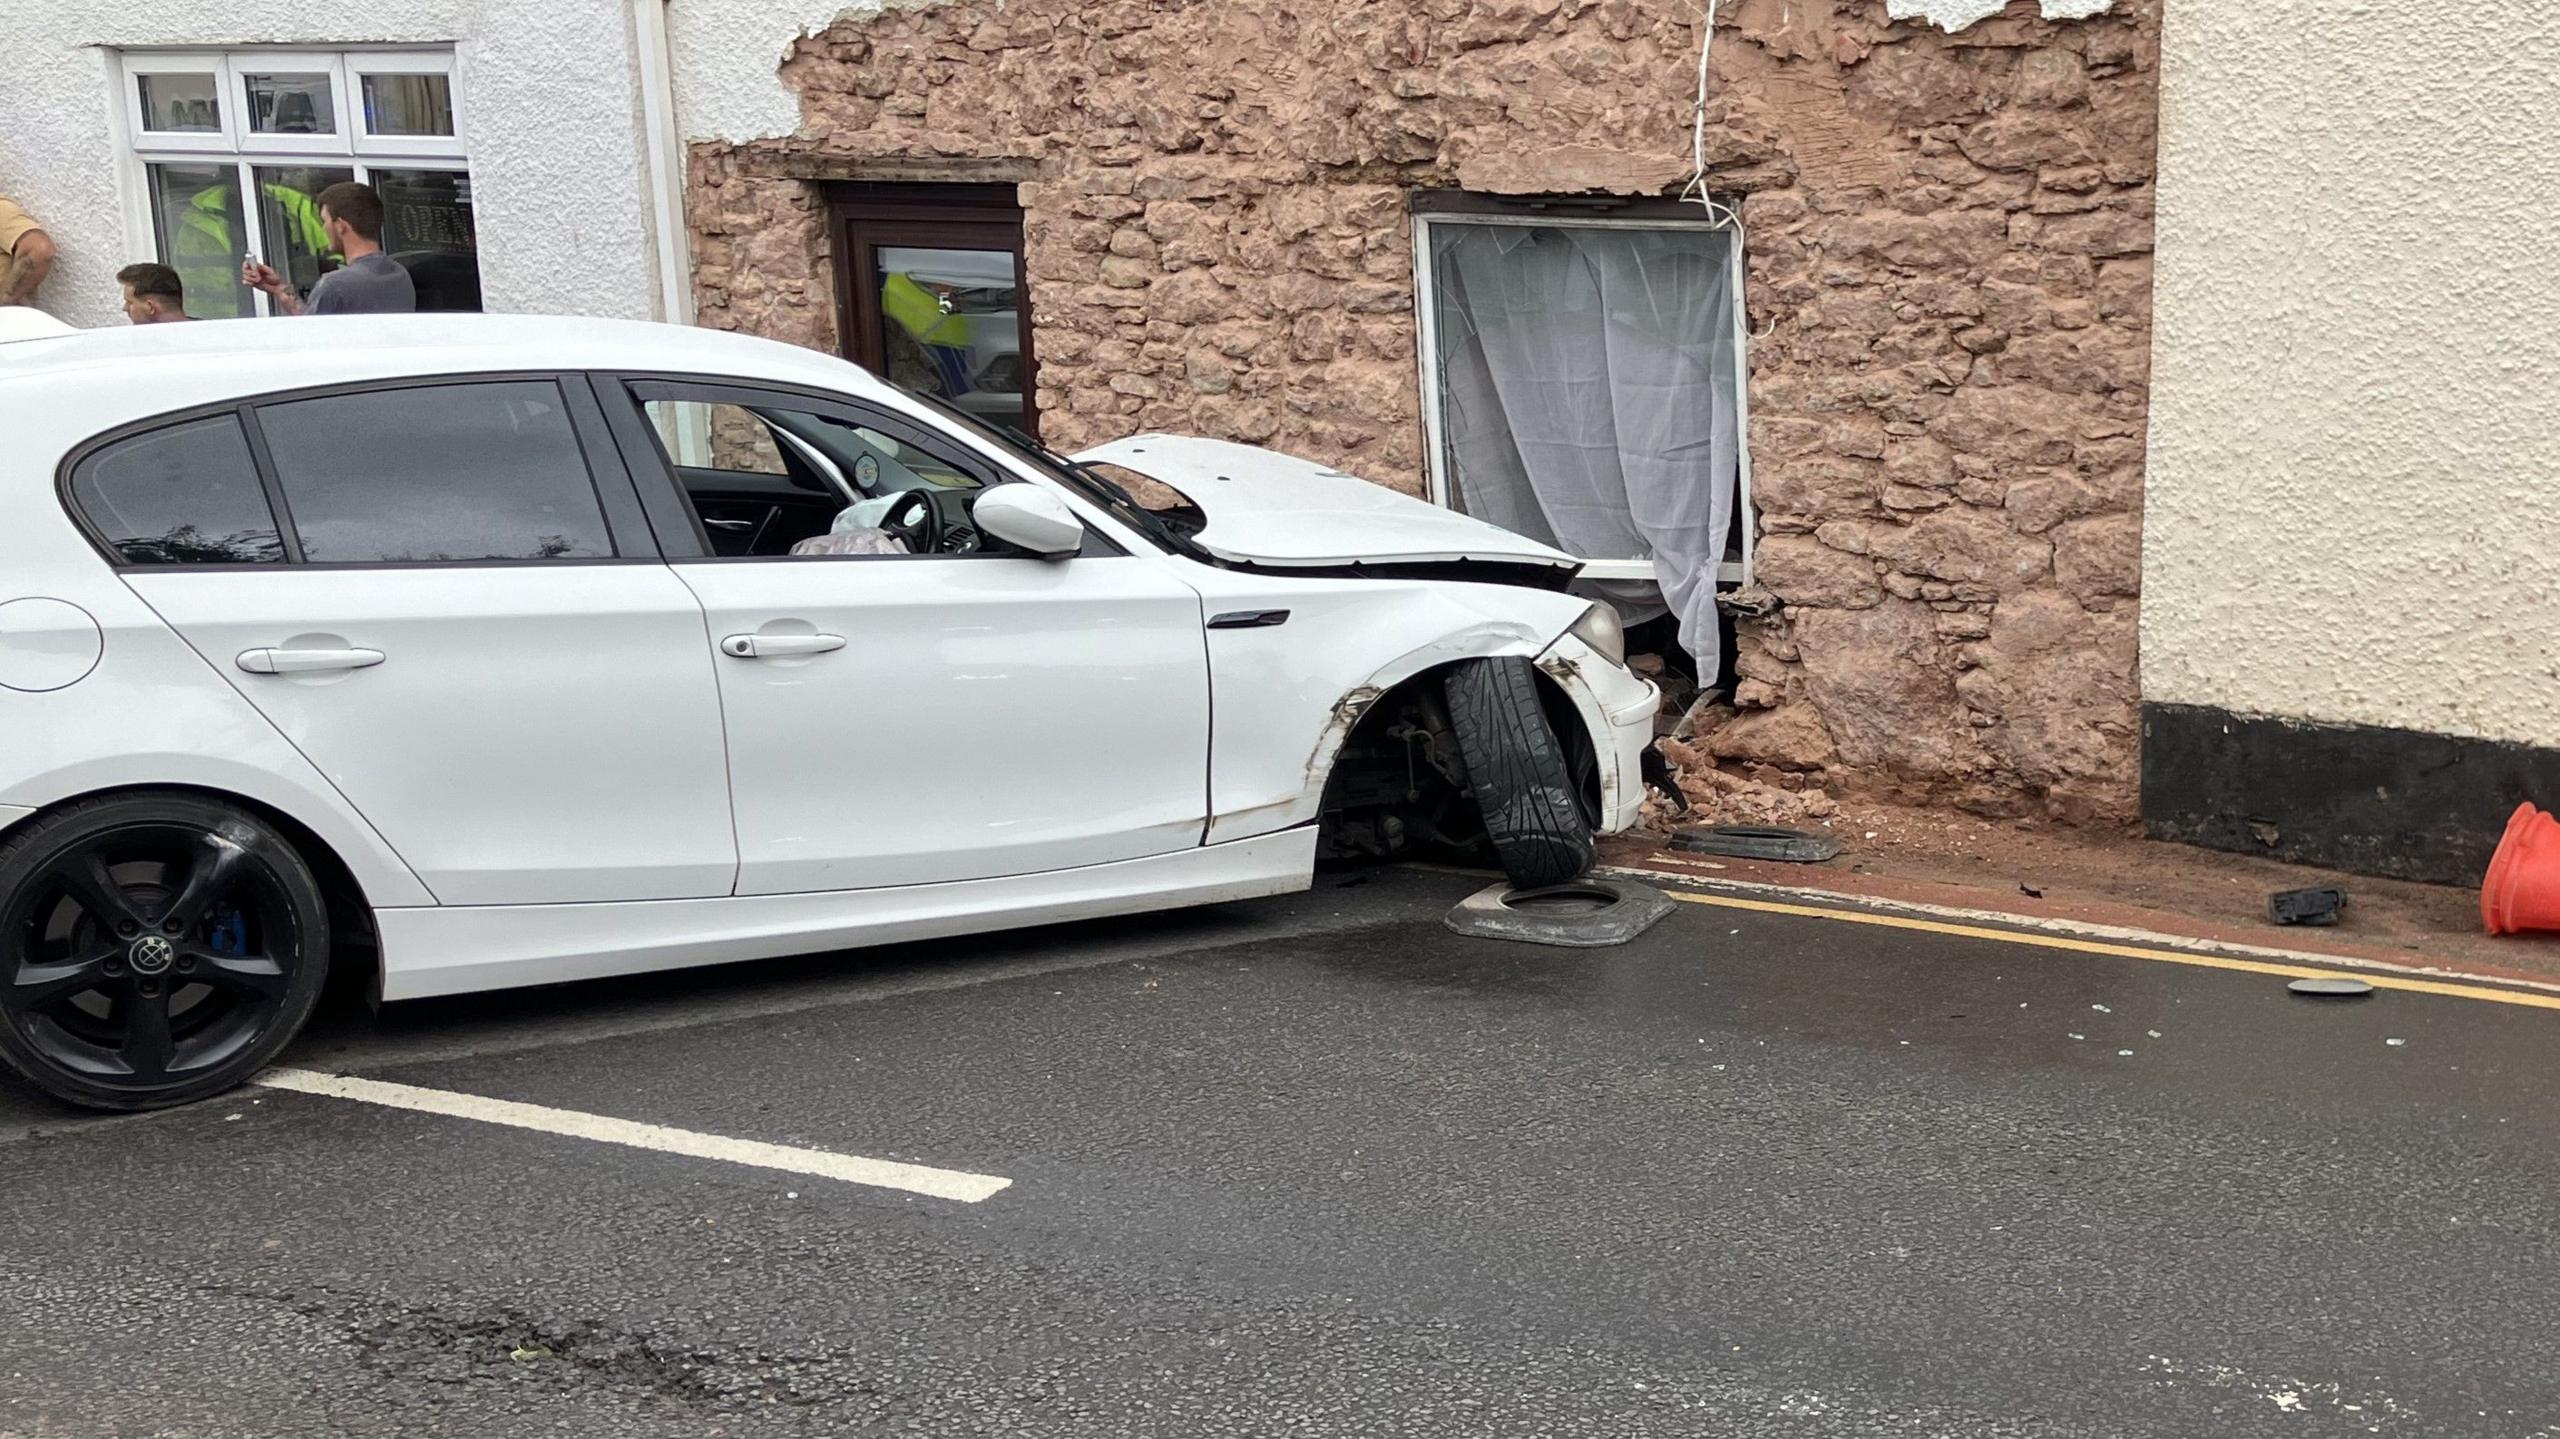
687, 0, 2161, 822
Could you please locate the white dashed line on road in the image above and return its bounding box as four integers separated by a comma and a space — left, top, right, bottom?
255, 1067, 1013, 1203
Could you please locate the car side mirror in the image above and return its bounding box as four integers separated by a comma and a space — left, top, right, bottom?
973, 483, 1085, 561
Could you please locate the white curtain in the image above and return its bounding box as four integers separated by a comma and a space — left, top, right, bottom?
1428, 223, 1742, 681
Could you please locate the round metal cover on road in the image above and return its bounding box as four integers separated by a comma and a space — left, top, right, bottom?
2287, 977, 2376, 997
1445, 877, 1674, 949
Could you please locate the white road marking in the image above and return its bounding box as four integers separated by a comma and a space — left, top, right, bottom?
255, 1067, 1012, 1203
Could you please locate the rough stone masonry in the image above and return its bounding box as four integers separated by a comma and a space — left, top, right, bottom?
687, 0, 2160, 823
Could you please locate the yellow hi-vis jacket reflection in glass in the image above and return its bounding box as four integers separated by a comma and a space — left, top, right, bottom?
170, 183, 336, 315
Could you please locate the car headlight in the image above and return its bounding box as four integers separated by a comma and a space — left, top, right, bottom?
1567, 602, 1627, 667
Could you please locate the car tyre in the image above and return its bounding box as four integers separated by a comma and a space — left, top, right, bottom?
1441, 656, 1598, 890
0, 793, 330, 1111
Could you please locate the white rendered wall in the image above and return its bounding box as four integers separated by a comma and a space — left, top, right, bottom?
665, 0, 890, 144
0, 0, 664, 329
2144, 3, 2560, 747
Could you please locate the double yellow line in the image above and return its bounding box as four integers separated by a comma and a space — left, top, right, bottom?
1664, 889, 2560, 1014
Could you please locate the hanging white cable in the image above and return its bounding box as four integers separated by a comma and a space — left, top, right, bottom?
1682, 0, 1743, 231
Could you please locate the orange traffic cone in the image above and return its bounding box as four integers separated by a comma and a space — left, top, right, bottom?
2481, 801, 2560, 936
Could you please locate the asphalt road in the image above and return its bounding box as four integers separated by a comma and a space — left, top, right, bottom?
3, 865, 2556, 1438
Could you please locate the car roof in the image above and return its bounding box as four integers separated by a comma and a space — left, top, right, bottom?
0, 313, 896, 438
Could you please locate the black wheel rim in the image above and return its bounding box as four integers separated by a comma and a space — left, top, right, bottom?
2, 821, 300, 1090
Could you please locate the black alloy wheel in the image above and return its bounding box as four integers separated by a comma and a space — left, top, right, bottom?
0, 793, 329, 1111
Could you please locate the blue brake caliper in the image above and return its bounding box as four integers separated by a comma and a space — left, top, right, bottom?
206, 908, 248, 957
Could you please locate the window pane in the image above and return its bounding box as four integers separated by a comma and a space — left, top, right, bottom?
360, 72, 453, 137
815, 418, 981, 493
645, 400, 785, 475
873, 246, 1026, 435
251, 164, 353, 306
257, 382, 613, 563
69, 416, 285, 566
373, 168, 481, 311
242, 70, 335, 135
149, 163, 258, 320
136, 73, 220, 133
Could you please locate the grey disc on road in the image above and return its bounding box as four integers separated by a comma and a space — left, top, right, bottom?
1445, 878, 1674, 949
2287, 977, 2376, 997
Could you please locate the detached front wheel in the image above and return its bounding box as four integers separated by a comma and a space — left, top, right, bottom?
0, 793, 329, 1111
1442, 656, 1598, 889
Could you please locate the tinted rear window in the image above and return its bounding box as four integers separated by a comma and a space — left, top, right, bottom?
254, 381, 614, 563
67, 414, 286, 566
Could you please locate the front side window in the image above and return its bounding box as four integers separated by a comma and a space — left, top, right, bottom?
255, 382, 612, 563
119, 48, 477, 318
68, 415, 285, 566
636, 390, 998, 560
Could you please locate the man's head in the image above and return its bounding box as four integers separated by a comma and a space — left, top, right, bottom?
116, 262, 188, 323
315, 181, 386, 256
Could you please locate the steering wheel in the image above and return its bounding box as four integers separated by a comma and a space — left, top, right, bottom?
880, 489, 943, 554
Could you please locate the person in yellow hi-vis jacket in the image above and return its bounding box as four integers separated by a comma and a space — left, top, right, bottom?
167, 181, 333, 319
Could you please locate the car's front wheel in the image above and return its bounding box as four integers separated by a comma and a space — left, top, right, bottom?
0, 793, 329, 1111
1442, 656, 1600, 890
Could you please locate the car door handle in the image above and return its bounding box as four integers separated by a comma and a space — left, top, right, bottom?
236, 647, 386, 675
720, 633, 846, 659
701, 518, 755, 531
1207, 609, 1291, 630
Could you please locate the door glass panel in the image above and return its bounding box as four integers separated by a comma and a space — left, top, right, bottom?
872, 246, 1026, 436
256, 382, 613, 563
644, 400, 787, 476
814, 418, 980, 494
68, 416, 284, 566
147, 163, 256, 320
136, 73, 220, 133
360, 72, 453, 136
242, 71, 335, 135
251, 164, 353, 307
373, 168, 481, 311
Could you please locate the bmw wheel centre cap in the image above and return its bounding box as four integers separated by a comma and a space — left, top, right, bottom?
128, 935, 176, 975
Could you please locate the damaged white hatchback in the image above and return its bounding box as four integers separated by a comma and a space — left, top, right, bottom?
0, 314, 1658, 1110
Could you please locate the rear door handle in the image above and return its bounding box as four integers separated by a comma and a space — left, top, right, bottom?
720, 633, 846, 659
236, 647, 386, 675
701, 518, 755, 531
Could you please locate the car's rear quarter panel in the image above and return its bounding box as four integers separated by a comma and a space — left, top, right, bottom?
0, 376, 436, 909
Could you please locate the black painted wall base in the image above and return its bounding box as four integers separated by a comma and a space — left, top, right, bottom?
2142, 703, 2560, 887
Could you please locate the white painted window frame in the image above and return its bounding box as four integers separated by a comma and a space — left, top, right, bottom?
114, 46, 469, 318
1410, 210, 1755, 589
230, 51, 357, 156
122, 53, 231, 154
347, 51, 465, 160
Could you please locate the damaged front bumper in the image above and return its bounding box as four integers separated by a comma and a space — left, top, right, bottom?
1536, 633, 1661, 835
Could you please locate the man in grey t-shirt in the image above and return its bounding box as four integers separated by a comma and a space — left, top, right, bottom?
241, 181, 416, 316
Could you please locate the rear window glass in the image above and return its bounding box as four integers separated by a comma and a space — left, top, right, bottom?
254, 381, 614, 563
67, 414, 286, 566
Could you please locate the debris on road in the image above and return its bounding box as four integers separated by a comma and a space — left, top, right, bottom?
2481, 801, 2560, 937
2286, 977, 2375, 998
1645, 738, 1843, 832
2268, 887, 2348, 927
1668, 823, 1842, 864
1445, 877, 1674, 949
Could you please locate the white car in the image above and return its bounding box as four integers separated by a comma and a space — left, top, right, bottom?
0, 314, 1657, 1110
